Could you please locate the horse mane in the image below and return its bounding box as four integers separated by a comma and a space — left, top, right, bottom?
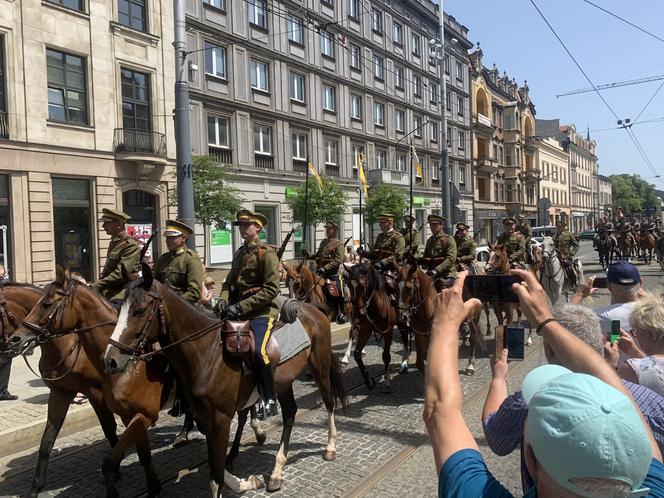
126, 278, 216, 323
0, 281, 42, 291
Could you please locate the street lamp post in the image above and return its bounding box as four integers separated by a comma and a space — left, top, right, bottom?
438, 0, 451, 234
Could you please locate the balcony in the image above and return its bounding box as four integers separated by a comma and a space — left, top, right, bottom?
475, 155, 498, 174
113, 128, 167, 165
0, 111, 7, 139
503, 129, 521, 143
366, 168, 409, 186
325, 164, 340, 177
254, 154, 274, 169
473, 112, 493, 138
523, 137, 538, 155
523, 167, 541, 180
293, 159, 308, 174
208, 146, 232, 165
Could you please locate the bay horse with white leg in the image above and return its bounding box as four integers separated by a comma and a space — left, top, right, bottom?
346, 262, 398, 391
483, 244, 520, 329
640, 228, 656, 264
4, 283, 119, 498
103, 265, 348, 496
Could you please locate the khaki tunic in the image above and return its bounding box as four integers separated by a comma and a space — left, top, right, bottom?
496, 232, 526, 264
400, 227, 422, 255
154, 248, 204, 304
219, 239, 280, 320
368, 230, 405, 269
554, 230, 579, 259
421, 233, 457, 277
454, 235, 476, 264
517, 223, 532, 246
91, 232, 140, 300
314, 237, 344, 275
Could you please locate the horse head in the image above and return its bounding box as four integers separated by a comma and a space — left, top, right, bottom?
541, 236, 556, 261
347, 262, 370, 306
485, 245, 508, 274
397, 256, 419, 324
0, 283, 42, 354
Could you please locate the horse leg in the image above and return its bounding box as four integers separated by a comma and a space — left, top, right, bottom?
398, 327, 410, 374
381, 331, 393, 393
267, 387, 298, 492
341, 326, 355, 367
134, 424, 161, 497
226, 407, 249, 474
484, 303, 491, 335
250, 405, 266, 444
465, 320, 478, 376
87, 389, 120, 479
30, 388, 76, 498
353, 328, 375, 391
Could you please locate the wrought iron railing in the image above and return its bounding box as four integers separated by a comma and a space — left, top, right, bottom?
208, 146, 232, 164
0, 111, 8, 139
254, 154, 274, 169
113, 128, 166, 157
293, 159, 308, 173
325, 164, 340, 177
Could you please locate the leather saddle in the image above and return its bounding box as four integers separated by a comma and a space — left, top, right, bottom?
322, 278, 340, 298
382, 270, 398, 292
220, 320, 281, 366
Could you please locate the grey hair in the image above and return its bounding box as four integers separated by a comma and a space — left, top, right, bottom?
630, 292, 664, 342
609, 282, 641, 301
552, 304, 603, 354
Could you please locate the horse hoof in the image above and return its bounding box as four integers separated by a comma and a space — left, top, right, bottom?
399, 362, 408, 375
526, 337, 533, 347
324, 449, 337, 461
341, 358, 349, 368
367, 378, 377, 391
465, 366, 475, 376
267, 477, 283, 492
172, 432, 189, 447
362, 348, 367, 356
255, 431, 267, 445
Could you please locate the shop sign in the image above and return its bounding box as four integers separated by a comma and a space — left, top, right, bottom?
127, 224, 153, 258
210, 229, 233, 263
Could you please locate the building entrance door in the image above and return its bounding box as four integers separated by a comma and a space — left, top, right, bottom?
123, 190, 157, 258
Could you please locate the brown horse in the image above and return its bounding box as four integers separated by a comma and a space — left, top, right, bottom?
397, 260, 482, 374
618, 231, 634, 261
102, 265, 348, 496
5, 283, 119, 498
640, 230, 656, 264
346, 263, 398, 391
10, 268, 168, 498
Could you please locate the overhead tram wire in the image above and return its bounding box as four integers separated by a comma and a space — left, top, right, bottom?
633, 79, 664, 125
529, 0, 664, 186
580, 0, 664, 44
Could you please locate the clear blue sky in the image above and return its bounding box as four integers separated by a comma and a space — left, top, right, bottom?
444, 0, 664, 187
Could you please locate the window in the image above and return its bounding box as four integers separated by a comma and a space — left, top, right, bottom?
395, 66, 404, 89
121, 68, 150, 130
349, 44, 361, 71
447, 125, 452, 147
376, 149, 386, 169
444, 54, 450, 74
207, 116, 230, 148
350, 94, 362, 120
118, 0, 147, 31
288, 15, 304, 44
411, 33, 420, 57
248, 0, 266, 29
292, 132, 307, 160
458, 130, 466, 151
321, 0, 334, 6
446, 89, 451, 111
322, 84, 336, 111
289, 72, 305, 102
431, 121, 438, 142
250, 59, 269, 91
48, 0, 85, 12
321, 31, 335, 58
374, 102, 385, 126
371, 9, 382, 33
459, 165, 467, 185
432, 160, 439, 180
325, 139, 338, 165
254, 124, 272, 154
204, 42, 226, 78
395, 109, 405, 132
456, 61, 464, 82
393, 22, 403, 45
413, 116, 422, 137
414, 75, 422, 97
47, 49, 88, 124
396, 153, 406, 172
457, 95, 464, 116
373, 55, 384, 80
348, 0, 359, 19
430, 83, 438, 104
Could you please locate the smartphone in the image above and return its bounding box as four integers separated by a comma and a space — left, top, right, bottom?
504, 326, 525, 361
610, 320, 621, 345
463, 275, 522, 303
593, 277, 608, 289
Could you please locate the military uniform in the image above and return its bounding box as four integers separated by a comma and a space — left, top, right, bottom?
154, 248, 204, 305
454, 223, 476, 274
91, 208, 140, 300
516, 219, 532, 246
366, 215, 405, 270
420, 215, 457, 278
400, 216, 422, 256
496, 218, 526, 265
554, 221, 579, 286
312, 221, 347, 323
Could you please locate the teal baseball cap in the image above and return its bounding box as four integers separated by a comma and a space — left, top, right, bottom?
523, 365, 652, 496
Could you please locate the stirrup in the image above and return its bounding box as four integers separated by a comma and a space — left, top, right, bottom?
255, 400, 278, 420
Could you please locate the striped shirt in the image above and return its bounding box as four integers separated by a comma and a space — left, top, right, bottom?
483, 380, 664, 493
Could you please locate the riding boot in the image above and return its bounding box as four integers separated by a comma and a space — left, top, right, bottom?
255, 362, 278, 420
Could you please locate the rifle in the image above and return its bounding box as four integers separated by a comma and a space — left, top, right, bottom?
343, 236, 353, 247
277, 228, 295, 261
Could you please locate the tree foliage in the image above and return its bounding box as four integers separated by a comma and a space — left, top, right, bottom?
365, 182, 408, 224
610, 174, 658, 215
169, 155, 244, 226
285, 175, 349, 227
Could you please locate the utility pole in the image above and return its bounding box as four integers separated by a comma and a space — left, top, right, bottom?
438, 0, 452, 234
174, 0, 195, 249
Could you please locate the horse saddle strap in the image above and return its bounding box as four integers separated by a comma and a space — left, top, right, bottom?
324, 279, 340, 297
221, 320, 253, 356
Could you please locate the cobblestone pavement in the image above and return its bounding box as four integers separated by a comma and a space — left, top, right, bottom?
1, 242, 661, 497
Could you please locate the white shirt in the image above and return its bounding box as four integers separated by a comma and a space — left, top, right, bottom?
594, 301, 637, 366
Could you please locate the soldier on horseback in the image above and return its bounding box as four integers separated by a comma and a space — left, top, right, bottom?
400, 214, 421, 256
310, 220, 347, 325
454, 222, 476, 274
419, 215, 457, 288
516, 215, 533, 263
553, 219, 579, 287
219, 210, 281, 419
495, 217, 526, 268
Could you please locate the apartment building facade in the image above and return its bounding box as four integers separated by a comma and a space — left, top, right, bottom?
537, 137, 570, 225
598, 174, 612, 218
185, 0, 472, 264
0, 0, 176, 284
469, 46, 538, 244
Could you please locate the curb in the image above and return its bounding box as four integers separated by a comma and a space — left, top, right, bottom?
0, 323, 352, 460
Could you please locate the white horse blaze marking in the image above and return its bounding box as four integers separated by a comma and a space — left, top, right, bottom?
110, 296, 132, 343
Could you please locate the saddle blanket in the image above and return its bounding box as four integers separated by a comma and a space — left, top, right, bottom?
273, 319, 310, 365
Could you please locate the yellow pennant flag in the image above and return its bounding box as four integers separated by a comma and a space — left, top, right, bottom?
411, 146, 424, 185
308, 162, 324, 192
358, 152, 369, 199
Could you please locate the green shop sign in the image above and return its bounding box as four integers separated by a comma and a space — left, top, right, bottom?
412, 197, 431, 206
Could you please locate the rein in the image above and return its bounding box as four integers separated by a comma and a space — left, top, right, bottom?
22, 336, 82, 382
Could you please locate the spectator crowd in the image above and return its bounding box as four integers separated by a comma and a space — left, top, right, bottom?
426, 260, 664, 497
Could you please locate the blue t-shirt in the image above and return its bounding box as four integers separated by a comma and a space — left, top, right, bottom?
439, 449, 664, 497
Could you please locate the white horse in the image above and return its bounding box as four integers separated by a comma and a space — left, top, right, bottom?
540, 236, 584, 305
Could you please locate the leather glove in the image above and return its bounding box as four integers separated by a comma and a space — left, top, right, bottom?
427, 269, 439, 279
214, 299, 228, 317
315, 267, 325, 276
222, 303, 242, 320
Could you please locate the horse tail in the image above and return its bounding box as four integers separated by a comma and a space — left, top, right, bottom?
328, 352, 349, 411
